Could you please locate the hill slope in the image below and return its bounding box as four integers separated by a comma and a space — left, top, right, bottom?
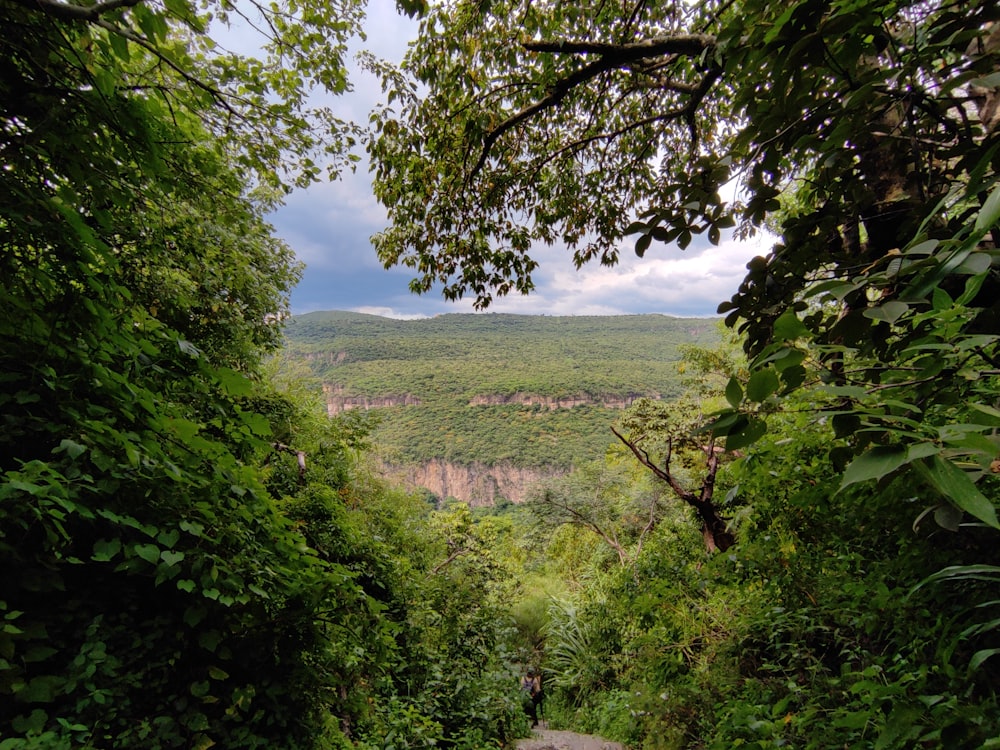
282, 311, 721, 504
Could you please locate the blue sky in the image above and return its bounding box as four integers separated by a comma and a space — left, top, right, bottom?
267, 0, 772, 320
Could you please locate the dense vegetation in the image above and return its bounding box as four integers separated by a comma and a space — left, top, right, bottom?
505, 392, 1000, 748
283, 311, 719, 467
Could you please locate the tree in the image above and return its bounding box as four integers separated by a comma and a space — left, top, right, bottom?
0, 0, 374, 745
613, 398, 736, 554
529, 458, 666, 566
368, 0, 1000, 532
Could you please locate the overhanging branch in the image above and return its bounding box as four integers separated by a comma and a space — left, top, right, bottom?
468, 33, 718, 178
10, 0, 141, 22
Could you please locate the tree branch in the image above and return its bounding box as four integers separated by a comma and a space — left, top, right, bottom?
9, 0, 142, 22
611, 426, 696, 503
468, 33, 717, 178
537, 490, 629, 565
273, 442, 307, 478
522, 34, 714, 58
431, 546, 469, 574
611, 426, 733, 553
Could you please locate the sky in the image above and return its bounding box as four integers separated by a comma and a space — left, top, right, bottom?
266, 0, 773, 320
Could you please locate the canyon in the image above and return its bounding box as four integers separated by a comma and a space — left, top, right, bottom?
286, 311, 723, 507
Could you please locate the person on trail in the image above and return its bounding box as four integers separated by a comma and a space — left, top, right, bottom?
521, 668, 543, 727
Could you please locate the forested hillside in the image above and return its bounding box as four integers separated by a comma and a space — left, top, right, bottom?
282, 311, 720, 502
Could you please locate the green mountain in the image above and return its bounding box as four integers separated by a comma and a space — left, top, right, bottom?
282, 311, 721, 503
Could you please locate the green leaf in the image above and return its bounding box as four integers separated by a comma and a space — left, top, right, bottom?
108, 30, 130, 61
134, 543, 161, 564
969, 403, 1000, 426
157, 529, 181, 548
745, 368, 779, 402
863, 300, 909, 324
92, 538, 122, 562
215, 367, 252, 397
970, 648, 1000, 671
975, 183, 1000, 232
915, 455, 1000, 529
840, 445, 907, 490
832, 710, 871, 729
772, 310, 810, 340
934, 503, 963, 532
724, 377, 742, 408
190, 680, 211, 697
198, 629, 222, 651
10, 709, 48, 734
162, 0, 192, 19
970, 73, 1000, 88
161, 550, 185, 567
725, 416, 766, 451
178, 339, 201, 357
23, 646, 58, 663
21, 675, 61, 703
56, 439, 87, 459
904, 239, 939, 256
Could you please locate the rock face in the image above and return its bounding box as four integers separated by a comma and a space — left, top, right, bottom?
468, 392, 650, 410
323, 385, 651, 417
322, 384, 420, 416
382, 459, 562, 507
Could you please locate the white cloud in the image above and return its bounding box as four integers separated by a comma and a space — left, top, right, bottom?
353, 306, 428, 319
445, 230, 775, 318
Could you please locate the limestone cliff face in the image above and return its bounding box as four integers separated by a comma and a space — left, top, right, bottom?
305, 350, 349, 366
322, 384, 420, 416
467, 392, 651, 409
381, 459, 563, 507
323, 385, 647, 417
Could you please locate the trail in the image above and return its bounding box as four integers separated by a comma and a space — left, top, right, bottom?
515, 722, 626, 750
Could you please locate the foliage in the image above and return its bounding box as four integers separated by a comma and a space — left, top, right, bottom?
519, 405, 1000, 749
0, 2, 338, 742
366, 6, 1000, 742
528, 457, 661, 566
4, 0, 368, 198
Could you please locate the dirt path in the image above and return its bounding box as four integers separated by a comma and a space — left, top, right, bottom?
515, 723, 626, 750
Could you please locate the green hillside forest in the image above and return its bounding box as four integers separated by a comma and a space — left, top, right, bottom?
4, 1, 1000, 750
281, 311, 720, 478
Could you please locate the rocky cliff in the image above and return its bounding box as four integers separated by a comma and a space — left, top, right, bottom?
324, 384, 649, 416
323, 384, 420, 415
381, 459, 563, 507
467, 392, 651, 409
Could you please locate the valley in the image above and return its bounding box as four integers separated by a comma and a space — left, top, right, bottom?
282, 311, 722, 505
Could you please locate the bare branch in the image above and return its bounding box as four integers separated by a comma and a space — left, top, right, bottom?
611, 426, 695, 502
537, 490, 630, 565
431, 546, 469, 574
273, 442, 307, 478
